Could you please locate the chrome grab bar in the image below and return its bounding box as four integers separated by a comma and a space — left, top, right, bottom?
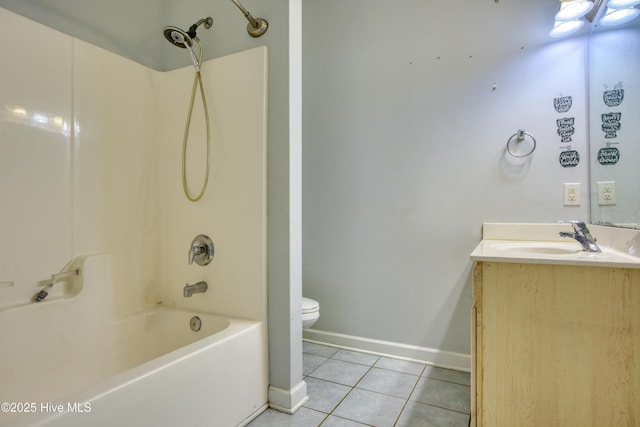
51, 269, 80, 282
33, 261, 80, 302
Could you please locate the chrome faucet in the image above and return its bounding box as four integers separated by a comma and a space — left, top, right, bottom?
188, 235, 214, 266
559, 221, 601, 252
189, 244, 207, 264
184, 281, 208, 297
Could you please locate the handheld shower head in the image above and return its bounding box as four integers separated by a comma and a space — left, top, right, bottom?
164, 26, 194, 48
163, 18, 213, 71
163, 17, 213, 47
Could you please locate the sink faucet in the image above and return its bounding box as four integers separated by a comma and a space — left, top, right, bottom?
559, 221, 601, 252
184, 281, 208, 297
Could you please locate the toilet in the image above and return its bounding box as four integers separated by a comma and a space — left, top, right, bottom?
302, 297, 320, 330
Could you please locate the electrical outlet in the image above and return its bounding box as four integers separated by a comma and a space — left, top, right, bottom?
597, 181, 617, 205
563, 183, 581, 206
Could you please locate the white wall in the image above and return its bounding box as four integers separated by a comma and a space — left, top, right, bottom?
156, 47, 268, 322
302, 0, 590, 366
0, 8, 73, 304
0, 8, 159, 311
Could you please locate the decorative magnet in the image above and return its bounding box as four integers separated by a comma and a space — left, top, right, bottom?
559, 150, 580, 168
597, 147, 620, 165
553, 96, 572, 113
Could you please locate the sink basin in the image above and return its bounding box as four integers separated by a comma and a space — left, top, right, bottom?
491, 241, 583, 256
470, 223, 640, 269
471, 239, 640, 268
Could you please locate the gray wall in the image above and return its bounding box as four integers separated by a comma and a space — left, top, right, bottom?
302, 0, 590, 358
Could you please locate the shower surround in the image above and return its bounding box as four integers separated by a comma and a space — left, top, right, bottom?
0, 8, 268, 426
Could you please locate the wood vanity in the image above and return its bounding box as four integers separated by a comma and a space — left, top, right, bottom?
470, 224, 640, 427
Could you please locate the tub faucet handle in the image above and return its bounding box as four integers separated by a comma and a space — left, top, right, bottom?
189, 245, 205, 264
188, 234, 214, 266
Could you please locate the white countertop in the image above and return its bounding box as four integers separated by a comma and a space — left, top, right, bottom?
470, 223, 640, 269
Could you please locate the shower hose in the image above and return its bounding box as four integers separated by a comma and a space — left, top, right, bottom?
181, 40, 210, 202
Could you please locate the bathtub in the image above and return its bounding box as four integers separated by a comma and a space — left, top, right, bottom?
0, 256, 268, 426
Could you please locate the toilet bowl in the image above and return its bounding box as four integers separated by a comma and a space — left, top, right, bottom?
302, 297, 320, 330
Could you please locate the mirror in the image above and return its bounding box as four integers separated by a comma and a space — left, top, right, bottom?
589, 17, 640, 229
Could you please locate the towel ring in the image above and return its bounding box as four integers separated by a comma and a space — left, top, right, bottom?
506, 129, 536, 158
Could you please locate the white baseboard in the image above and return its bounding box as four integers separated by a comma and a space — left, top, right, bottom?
267, 380, 309, 414
303, 329, 470, 372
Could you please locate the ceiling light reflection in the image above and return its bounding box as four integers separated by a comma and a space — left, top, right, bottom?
555, 0, 594, 21
1, 104, 71, 136
549, 19, 586, 37
599, 6, 640, 25
607, 0, 640, 9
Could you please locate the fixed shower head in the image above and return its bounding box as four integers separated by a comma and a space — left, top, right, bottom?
230, 0, 268, 37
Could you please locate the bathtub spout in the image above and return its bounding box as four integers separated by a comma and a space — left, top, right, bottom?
184, 281, 208, 297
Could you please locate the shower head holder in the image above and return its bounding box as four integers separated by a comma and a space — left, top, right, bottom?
188, 17, 213, 39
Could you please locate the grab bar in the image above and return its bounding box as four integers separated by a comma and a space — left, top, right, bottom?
51, 269, 80, 282
33, 261, 80, 302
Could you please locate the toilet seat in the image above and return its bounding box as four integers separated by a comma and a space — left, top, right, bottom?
302, 297, 319, 314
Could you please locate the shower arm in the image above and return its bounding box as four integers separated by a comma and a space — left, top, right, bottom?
188, 18, 213, 39
230, 0, 268, 37
230, 0, 258, 28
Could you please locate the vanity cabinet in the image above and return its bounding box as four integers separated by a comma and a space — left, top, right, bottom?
471, 261, 640, 427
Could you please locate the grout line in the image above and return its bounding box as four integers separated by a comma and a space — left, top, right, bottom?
351, 362, 376, 390
372, 363, 426, 377
407, 400, 472, 417
392, 364, 426, 427
303, 345, 471, 426
307, 407, 330, 427
420, 376, 472, 388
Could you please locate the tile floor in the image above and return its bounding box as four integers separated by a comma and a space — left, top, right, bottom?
248, 342, 471, 427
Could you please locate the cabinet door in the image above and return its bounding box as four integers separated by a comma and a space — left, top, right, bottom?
471, 262, 483, 427
479, 262, 640, 426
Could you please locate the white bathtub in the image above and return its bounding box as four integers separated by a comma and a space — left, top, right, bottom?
0, 258, 268, 427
